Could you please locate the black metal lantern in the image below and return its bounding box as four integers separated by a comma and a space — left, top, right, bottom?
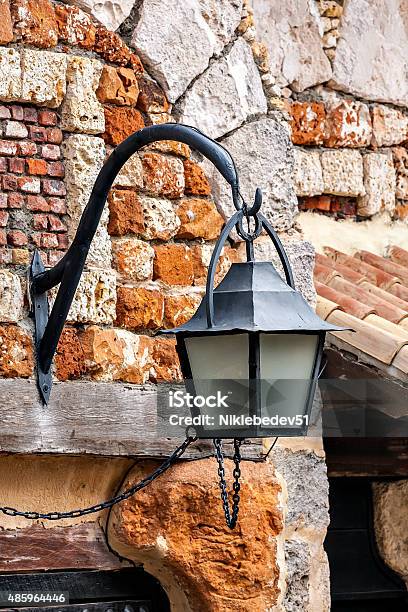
161, 188, 345, 439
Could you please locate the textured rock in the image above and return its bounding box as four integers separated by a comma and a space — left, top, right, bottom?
0, 48, 22, 101
94, 26, 132, 67
113, 155, 143, 190
108, 459, 282, 612
107, 189, 145, 237
62, 56, 104, 134
63, 0, 134, 31
252, 0, 332, 91
183, 159, 211, 196
12, 0, 58, 47
136, 78, 169, 114
131, 0, 243, 102
176, 198, 224, 240
139, 196, 180, 241
393, 147, 408, 201
0, 270, 23, 322
55, 327, 86, 381
324, 98, 372, 147
371, 105, 408, 147
0, 324, 33, 377
141, 153, 184, 199
58, 269, 116, 324
330, 0, 408, 106
63, 135, 110, 267
21, 50, 67, 108
180, 38, 267, 139
293, 149, 324, 197
153, 244, 194, 286
163, 292, 202, 328
55, 4, 96, 48
150, 337, 181, 382
0, 0, 13, 44
321, 149, 365, 196
358, 152, 396, 217
103, 107, 144, 146
290, 101, 326, 146
112, 237, 154, 281
284, 539, 311, 611
206, 117, 297, 232
97, 66, 139, 107
373, 480, 408, 584
116, 287, 164, 331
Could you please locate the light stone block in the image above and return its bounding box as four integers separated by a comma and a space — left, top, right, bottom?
0, 271, 23, 322
371, 105, 408, 147
62, 56, 105, 134
113, 154, 144, 190
63, 0, 134, 30
139, 196, 181, 241
293, 148, 324, 197
21, 50, 67, 108
0, 47, 22, 102
321, 149, 365, 196
65, 269, 116, 324
180, 37, 267, 139
358, 152, 396, 217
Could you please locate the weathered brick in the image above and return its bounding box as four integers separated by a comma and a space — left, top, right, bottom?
176, 198, 224, 240
0, 231, 6, 246
47, 161, 65, 177
97, 66, 139, 106
324, 99, 372, 147
19, 141, 37, 156
103, 106, 144, 146
38, 109, 57, 126
46, 127, 63, 144
116, 286, 164, 331
33, 213, 48, 230
137, 77, 169, 113
163, 293, 201, 329
290, 101, 326, 145
27, 158, 47, 175
112, 237, 154, 281
0, 140, 18, 156
0, 324, 33, 377
153, 244, 194, 286
7, 193, 24, 208
29, 126, 47, 142
0, 210, 8, 226
0, 194, 6, 207
0, 105, 11, 119
41, 144, 60, 160
0, 0, 13, 44
8, 157, 25, 173
23, 107, 38, 123
0, 158, 7, 172
41, 232, 59, 248
371, 105, 408, 147
299, 195, 332, 211
48, 214, 66, 232
7, 230, 27, 246
183, 160, 211, 196
42, 178, 66, 196
18, 176, 41, 193
48, 197, 66, 214
12, 248, 29, 264
142, 152, 184, 199
57, 233, 68, 249
94, 26, 132, 66
107, 189, 145, 236
10, 105, 23, 121
26, 194, 49, 211
2, 175, 18, 190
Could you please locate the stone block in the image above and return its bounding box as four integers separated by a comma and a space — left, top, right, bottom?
64, 0, 134, 31
290, 101, 326, 146
141, 152, 184, 199
358, 152, 396, 217
97, 66, 139, 107
136, 77, 169, 113
206, 117, 297, 232
371, 105, 408, 147
0, 48, 22, 102
61, 269, 116, 324
176, 198, 224, 240
139, 195, 180, 241
153, 244, 194, 286
0, 270, 23, 322
116, 286, 164, 331
180, 37, 267, 139
330, 0, 408, 105
183, 160, 211, 196
393, 147, 408, 200
0, 0, 13, 44
108, 189, 145, 237
150, 336, 182, 382
103, 107, 144, 146
12, 0, 58, 48
252, 0, 332, 91
112, 237, 154, 282
55, 4, 96, 49
324, 98, 372, 147
113, 154, 143, 190
163, 292, 202, 328
55, 327, 86, 381
293, 148, 324, 197
0, 324, 33, 377
21, 50, 67, 108
321, 149, 365, 196
63, 134, 110, 267
62, 56, 104, 134
131, 0, 243, 102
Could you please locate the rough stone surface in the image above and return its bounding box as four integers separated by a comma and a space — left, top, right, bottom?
141, 153, 184, 199
153, 244, 194, 286
116, 286, 164, 331
358, 152, 396, 217
112, 237, 154, 281
393, 147, 408, 201
330, 0, 408, 106
103, 106, 144, 146
371, 105, 408, 147
324, 98, 372, 147
0, 48, 22, 101
97, 66, 139, 107
252, 0, 332, 91
293, 149, 324, 197
206, 117, 297, 232
108, 190, 145, 237
108, 458, 282, 612
284, 538, 310, 611
60, 269, 116, 324
63, 0, 134, 31
180, 38, 267, 139
139, 196, 180, 241
131, 0, 243, 102
55, 327, 86, 381
373, 480, 408, 584
0, 0, 13, 44
20, 50, 67, 107
183, 159, 211, 196
290, 101, 326, 146
150, 337, 181, 382
137, 78, 169, 114
113, 155, 143, 190
321, 149, 365, 196
176, 198, 224, 240
0, 324, 33, 377
163, 292, 202, 328
63, 134, 110, 267
12, 0, 58, 48
55, 4, 96, 49
62, 56, 105, 134
0, 270, 23, 322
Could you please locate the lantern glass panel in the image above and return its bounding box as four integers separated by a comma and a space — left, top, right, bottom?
260, 333, 319, 428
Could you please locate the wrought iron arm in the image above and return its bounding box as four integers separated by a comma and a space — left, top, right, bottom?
30, 124, 240, 403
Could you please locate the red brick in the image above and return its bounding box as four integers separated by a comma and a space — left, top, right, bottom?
7, 193, 24, 209
47, 161, 64, 177
290, 101, 326, 146
0, 232, 7, 247
299, 195, 332, 211
41, 144, 60, 160
8, 157, 25, 173
31, 232, 41, 247
12, 0, 59, 48
0, 211, 9, 226
0, 106, 11, 119
19, 141, 37, 156
38, 109, 58, 126
103, 106, 145, 146
48, 250, 64, 265
41, 232, 59, 248
0, 140, 18, 156
55, 327, 86, 381
57, 233, 68, 249
153, 244, 194, 286
2, 175, 19, 190
27, 158, 48, 175
42, 179, 66, 196
48, 197, 66, 214
10, 105, 24, 121
23, 107, 38, 123
18, 176, 41, 193
0, 158, 7, 173
46, 127, 63, 144
0, 194, 7, 208
33, 213, 48, 230
48, 214, 66, 232
27, 195, 49, 211
0, 325, 33, 377
29, 126, 47, 142
7, 230, 27, 246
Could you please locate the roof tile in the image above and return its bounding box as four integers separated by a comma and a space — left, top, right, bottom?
388, 245, 408, 268
324, 247, 400, 289
316, 281, 376, 319
356, 250, 408, 286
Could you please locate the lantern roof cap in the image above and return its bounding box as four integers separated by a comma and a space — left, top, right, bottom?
160, 261, 347, 336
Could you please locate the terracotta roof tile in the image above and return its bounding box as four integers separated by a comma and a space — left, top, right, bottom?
315, 281, 376, 319
392, 345, 408, 374
356, 250, 408, 286
386, 283, 408, 303
316, 295, 341, 320
314, 262, 341, 285
359, 280, 408, 312
324, 247, 400, 289
364, 314, 408, 342
316, 253, 365, 284
388, 245, 408, 268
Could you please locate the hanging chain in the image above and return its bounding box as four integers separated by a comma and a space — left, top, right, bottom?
213, 438, 242, 529
0, 436, 196, 521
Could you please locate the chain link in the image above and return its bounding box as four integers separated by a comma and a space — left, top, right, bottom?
0, 436, 196, 521
213, 438, 242, 529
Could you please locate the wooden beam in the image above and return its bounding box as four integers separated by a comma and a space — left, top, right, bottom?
0, 379, 262, 459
